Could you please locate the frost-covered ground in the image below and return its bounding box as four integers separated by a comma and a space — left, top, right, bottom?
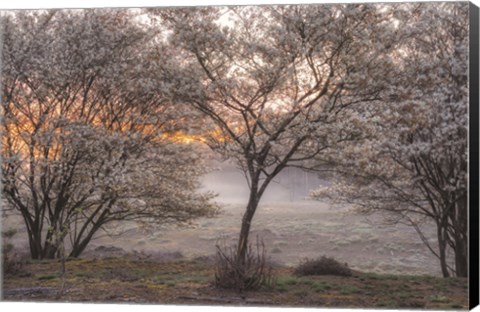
86, 160, 440, 276
4, 160, 441, 276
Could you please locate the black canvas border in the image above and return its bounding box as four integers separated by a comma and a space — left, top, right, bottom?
470, 1, 480, 310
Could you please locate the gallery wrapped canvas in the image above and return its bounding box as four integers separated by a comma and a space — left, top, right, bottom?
0, 1, 478, 311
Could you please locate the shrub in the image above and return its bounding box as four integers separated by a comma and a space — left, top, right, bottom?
214, 238, 274, 291
294, 256, 352, 277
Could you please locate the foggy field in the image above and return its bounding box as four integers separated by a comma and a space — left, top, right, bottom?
61, 160, 440, 277
5, 160, 440, 276
4, 160, 440, 276
2, 161, 466, 307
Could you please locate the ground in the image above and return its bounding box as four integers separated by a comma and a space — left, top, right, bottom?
4, 163, 441, 276
2, 257, 468, 309
2, 162, 462, 308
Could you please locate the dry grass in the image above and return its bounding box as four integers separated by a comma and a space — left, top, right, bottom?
2, 257, 468, 309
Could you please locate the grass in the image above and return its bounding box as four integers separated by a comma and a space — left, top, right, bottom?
312, 281, 333, 292
338, 285, 361, 295
375, 299, 399, 308
2, 257, 468, 309
275, 276, 335, 293
151, 273, 210, 285
37, 273, 59, 281
429, 294, 451, 303
276, 276, 300, 286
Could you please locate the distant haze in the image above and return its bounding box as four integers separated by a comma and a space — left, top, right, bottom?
201, 159, 328, 205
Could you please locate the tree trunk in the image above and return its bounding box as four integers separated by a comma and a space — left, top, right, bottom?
40, 226, 62, 259
26, 228, 43, 260
69, 226, 99, 258
453, 194, 468, 277
236, 191, 259, 266
234, 164, 281, 266
69, 210, 110, 258
27, 235, 40, 260
24, 221, 60, 260
26, 238, 58, 260
42, 241, 59, 259
29, 242, 42, 260
454, 234, 468, 277
437, 223, 450, 278
69, 241, 89, 258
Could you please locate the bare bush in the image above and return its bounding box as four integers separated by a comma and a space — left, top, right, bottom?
214, 238, 274, 291
294, 256, 352, 277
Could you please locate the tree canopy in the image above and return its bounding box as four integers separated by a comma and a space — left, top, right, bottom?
311, 2, 469, 277
1, 9, 217, 259
153, 3, 405, 267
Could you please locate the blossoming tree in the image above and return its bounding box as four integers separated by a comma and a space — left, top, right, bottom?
155, 4, 402, 269
1, 9, 217, 259
311, 3, 469, 277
